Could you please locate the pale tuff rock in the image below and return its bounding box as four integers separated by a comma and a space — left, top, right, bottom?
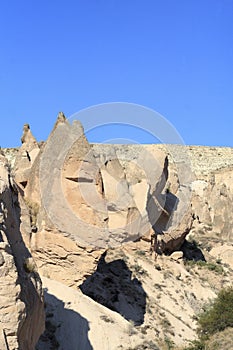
21, 123, 37, 145
8, 115, 170, 286
92, 144, 172, 243
209, 244, 233, 269
0, 243, 23, 350
170, 251, 184, 261
0, 156, 44, 349
30, 228, 101, 287
49, 111, 70, 138
9, 116, 203, 286
56, 111, 66, 123
14, 123, 40, 188
190, 166, 233, 243
1, 114, 233, 349
6, 117, 233, 290
23, 114, 106, 286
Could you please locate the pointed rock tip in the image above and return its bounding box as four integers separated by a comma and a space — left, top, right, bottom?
57, 112, 67, 123
23, 123, 30, 131
21, 123, 37, 145
51, 112, 68, 132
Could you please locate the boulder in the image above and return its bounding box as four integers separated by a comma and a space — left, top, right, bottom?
170, 251, 184, 261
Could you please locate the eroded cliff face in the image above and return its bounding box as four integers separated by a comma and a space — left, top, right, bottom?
0, 152, 44, 350
188, 146, 233, 244
3, 115, 233, 288
1, 114, 233, 349
6, 114, 195, 288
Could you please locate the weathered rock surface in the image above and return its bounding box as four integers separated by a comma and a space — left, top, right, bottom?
13, 124, 40, 189
190, 166, 233, 243
13, 114, 179, 286
0, 154, 44, 349
140, 144, 233, 248
4, 116, 233, 290
1, 114, 233, 349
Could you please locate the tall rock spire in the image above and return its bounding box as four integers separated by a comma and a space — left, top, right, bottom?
21, 123, 37, 146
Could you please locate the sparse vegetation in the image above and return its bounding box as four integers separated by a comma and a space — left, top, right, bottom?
154, 283, 162, 290
198, 286, 233, 337
100, 315, 114, 323
131, 262, 148, 276
205, 327, 233, 350
183, 339, 205, 350
163, 270, 173, 279
184, 259, 224, 274
163, 318, 172, 328
164, 336, 175, 350
136, 250, 146, 256
182, 287, 233, 350
23, 257, 37, 273
126, 340, 160, 350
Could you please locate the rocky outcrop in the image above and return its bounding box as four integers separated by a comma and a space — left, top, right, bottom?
190, 165, 233, 243
116, 144, 233, 250
1, 114, 233, 349
0, 153, 44, 349
3, 116, 233, 290
9, 114, 194, 287
13, 124, 40, 189
22, 116, 106, 286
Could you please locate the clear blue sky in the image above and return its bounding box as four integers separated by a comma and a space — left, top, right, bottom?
0, 0, 232, 147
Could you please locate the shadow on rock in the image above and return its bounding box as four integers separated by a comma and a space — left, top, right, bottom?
36, 290, 93, 350
181, 239, 206, 261
79, 252, 147, 326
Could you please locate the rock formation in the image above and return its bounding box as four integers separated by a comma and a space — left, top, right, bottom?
0, 152, 44, 349
4, 115, 232, 289
8, 114, 195, 287
14, 123, 40, 189
1, 114, 233, 349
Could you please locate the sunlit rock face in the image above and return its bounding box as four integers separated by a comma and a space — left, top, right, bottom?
11, 115, 173, 287
4, 115, 233, 289
1, 114, 233, 348
186, 146, 233, 243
